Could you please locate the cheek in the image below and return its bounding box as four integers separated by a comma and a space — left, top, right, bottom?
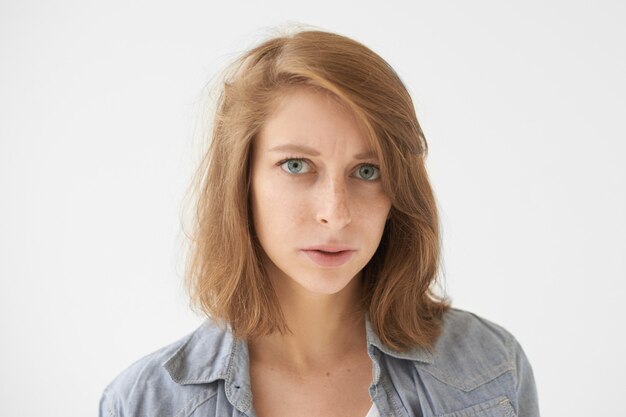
251, 176, 309, 236
353, 193, 392, 224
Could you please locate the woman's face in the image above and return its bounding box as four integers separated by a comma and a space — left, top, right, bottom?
250, 87, 392, 296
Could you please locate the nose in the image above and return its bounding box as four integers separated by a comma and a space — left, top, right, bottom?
315, 176, 352, 229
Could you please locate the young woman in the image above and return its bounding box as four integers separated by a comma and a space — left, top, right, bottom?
99, 29, 540, 417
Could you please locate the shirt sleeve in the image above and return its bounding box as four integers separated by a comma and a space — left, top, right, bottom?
511, 337, 541, 417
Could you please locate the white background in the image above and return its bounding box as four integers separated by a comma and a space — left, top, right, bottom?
1, 1, 624, 416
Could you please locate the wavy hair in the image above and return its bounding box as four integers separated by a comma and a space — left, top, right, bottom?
183, 27, 449, 351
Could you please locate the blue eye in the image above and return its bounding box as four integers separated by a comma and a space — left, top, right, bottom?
279, 159, 312, 174
355, 164, 380, 181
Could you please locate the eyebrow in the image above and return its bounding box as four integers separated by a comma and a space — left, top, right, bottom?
268, 144, 377, 160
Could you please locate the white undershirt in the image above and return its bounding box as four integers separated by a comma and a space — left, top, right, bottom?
365, 402, 380, 417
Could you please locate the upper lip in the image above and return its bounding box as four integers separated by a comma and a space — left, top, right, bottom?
302, 244, 356, 252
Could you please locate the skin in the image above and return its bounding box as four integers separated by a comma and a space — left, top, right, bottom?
248, 86, 392, 377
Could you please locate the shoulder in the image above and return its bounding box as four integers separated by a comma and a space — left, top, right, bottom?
99, 320, 224, 417
422, 307, 522, 391
439, 307, 516, 353
409, 308, 540, 416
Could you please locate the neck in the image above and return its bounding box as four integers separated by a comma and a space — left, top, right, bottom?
249, 267, 367, 373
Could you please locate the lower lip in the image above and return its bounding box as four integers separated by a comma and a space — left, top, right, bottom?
302, 250, 355, 267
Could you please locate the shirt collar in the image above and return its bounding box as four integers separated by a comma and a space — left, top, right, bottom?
162, 318, 254, 413
162, 318, 242, 385
162, 312, 434, 386
364, 312, 434, 364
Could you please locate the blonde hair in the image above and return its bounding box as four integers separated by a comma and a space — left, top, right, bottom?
184, 27, 449, 352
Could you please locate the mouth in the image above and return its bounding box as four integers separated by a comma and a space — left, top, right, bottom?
301, 249, 355, 267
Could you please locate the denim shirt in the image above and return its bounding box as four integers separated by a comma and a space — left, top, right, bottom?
99, 308, 540, 417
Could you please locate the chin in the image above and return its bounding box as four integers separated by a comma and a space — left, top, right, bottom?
293, 271, 358, 296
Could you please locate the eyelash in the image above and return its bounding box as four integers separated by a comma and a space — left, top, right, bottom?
276, 156, 381, 181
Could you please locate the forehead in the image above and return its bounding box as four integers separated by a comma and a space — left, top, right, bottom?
257, 86, 373, 151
